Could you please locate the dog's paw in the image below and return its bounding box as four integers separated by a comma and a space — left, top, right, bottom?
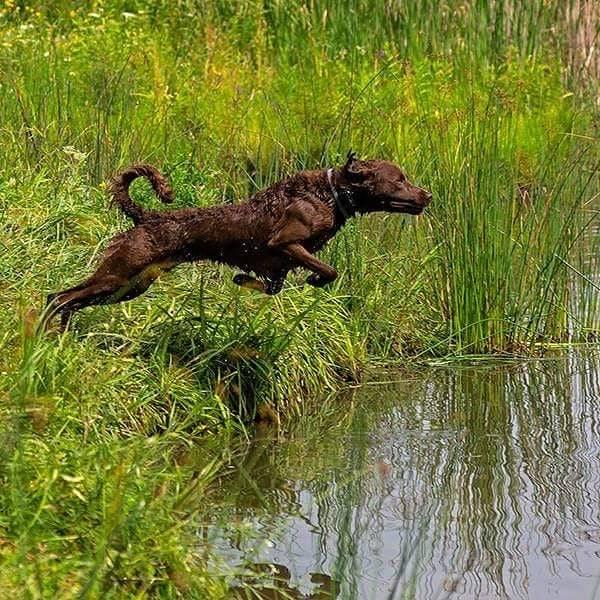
233, 273, 265, 293
306, 274, 330, 288
233, 273, 252, 286
264, 278, 284, 295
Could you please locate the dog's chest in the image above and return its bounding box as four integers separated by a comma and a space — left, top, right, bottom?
307, 228, 336, 253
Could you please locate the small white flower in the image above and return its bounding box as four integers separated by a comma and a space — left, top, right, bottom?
62, 146, 87, 162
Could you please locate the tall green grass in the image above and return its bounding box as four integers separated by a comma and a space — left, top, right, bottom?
0, 0, 598, 595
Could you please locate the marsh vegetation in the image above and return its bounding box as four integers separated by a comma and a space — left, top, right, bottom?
0, 1, 598, 596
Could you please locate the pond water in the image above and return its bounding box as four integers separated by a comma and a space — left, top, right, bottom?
204, 352, 600, 599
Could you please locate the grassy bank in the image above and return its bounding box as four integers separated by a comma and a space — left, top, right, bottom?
0, 1, 599, 596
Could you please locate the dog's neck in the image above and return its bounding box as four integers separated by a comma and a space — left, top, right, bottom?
326, 168, 357, 221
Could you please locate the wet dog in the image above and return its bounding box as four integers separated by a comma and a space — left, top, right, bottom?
45, 153, 432, 328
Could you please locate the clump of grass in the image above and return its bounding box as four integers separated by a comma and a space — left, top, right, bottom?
1, 325, 231, 596
420, 97, 598, 354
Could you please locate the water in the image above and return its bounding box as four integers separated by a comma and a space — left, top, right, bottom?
205, 353, 600, 599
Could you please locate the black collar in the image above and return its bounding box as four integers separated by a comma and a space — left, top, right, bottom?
327, 168, 356, 219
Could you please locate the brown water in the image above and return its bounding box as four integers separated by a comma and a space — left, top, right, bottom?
205, 352, 600, 599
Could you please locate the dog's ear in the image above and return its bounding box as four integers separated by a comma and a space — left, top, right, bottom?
342, 152, 369, 182
345, 149, 357, 165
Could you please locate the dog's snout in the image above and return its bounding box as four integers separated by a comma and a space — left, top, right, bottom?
418, 189, 432, 205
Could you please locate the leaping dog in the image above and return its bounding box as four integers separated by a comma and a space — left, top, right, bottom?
46, 154, 432, 328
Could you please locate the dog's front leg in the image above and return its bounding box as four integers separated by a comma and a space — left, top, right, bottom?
281, 243, 337, 287
268, 202, 336, 288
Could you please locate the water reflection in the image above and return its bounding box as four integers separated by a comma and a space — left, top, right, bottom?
205, 353, 600, 599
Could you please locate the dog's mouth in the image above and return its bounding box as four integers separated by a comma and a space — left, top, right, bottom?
388, 201, 424, 215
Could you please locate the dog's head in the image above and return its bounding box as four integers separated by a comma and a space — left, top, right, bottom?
340, 154, 432, 215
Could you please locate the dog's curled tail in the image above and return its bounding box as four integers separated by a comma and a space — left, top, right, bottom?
108, 163, 174, 224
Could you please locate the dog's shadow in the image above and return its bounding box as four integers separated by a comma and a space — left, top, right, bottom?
133, 316, 282, 422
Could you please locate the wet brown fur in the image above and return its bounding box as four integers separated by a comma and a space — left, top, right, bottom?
45, 155, 432, 328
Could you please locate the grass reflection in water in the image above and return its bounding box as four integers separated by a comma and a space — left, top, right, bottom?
206, 353, 600, 599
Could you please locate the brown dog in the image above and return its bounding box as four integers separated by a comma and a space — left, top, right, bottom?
46, 154, 431, 327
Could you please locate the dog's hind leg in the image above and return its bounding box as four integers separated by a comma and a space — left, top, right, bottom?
233, 273, 266, 293
45, 258, 175, 329
44, 282, 91, 330
46, 276, 128, 330
233, 272, 287, 295
47, 272, 157, 330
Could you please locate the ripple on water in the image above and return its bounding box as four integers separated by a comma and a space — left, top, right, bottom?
205, 352, 600, 599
